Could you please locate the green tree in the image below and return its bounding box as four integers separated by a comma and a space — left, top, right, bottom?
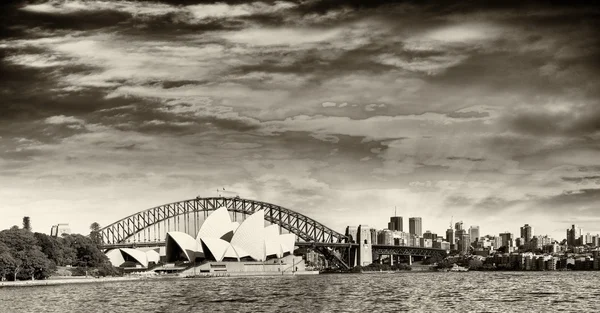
22, 216, 31, 232
0, 228, 53, 280
89, 222, 102, 247
0, 242, 16, 281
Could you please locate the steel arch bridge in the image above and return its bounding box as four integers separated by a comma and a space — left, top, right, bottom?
99, 197, 347, 246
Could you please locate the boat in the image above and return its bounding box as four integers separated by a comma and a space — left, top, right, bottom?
449, 264, 469, 272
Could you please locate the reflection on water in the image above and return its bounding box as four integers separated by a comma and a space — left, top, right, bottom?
2, 272, 600, 312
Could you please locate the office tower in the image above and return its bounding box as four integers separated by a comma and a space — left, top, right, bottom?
520, 224, 534, 243
566, 224, 582, 247
388, 216, 403, 232
456, 229, 470, 254
446, 228, 455, 245
469, 226, 480, 244
409, 217, 422, 237
455, 221, 463, 231
345, 226, 358, 243
500, 232, 514, 248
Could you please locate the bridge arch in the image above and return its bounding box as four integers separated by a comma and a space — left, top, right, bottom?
99, 197, 346, 245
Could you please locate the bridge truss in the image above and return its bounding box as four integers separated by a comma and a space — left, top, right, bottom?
99, 197, 347, 246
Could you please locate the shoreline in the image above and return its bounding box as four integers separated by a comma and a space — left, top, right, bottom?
0, 276, 145, 288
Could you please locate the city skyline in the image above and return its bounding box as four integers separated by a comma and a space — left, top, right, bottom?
1, 1, 599, 241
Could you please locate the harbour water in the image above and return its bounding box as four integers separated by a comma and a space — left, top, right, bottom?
2, 272, 600, 312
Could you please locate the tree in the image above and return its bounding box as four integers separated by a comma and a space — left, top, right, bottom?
0, 228, 53, 280
89, 222, 102, 247
22, 216, 31, 231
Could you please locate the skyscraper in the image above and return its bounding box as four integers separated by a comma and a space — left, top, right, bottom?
468, 226, 480, 244
520, 224, 534, 243
455, 221, 463, 231
409, 217, 422, 237
500, 232, 514, 249
567, 224, 582, 247
388, 216, 403, 232
446, 227, 455, 245
456, 229, 470, 254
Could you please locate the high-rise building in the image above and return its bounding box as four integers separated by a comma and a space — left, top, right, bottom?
50, 223, 71, 237
388, 216, 403, 232
456, 229, 470, 254
520, 224, 534, 243
446, 228, 455, 245
409, 217, 422, 237
455, 221, 463, 231
469, 226, 480, 244
567, 225, 582, 247
500, 232, 514, 249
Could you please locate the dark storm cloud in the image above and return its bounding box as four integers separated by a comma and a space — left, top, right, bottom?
561, 176, 600, 184
538, 188, 600, 207
446, 156, 485, 162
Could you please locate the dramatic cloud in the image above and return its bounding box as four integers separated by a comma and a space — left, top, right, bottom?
1, 0, 599, 239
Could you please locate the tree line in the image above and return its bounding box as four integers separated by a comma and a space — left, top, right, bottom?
0, 217, 118, 281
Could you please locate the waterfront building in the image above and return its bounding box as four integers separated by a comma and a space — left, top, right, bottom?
468, 226, 480, 244
409, 217, 422, 237
546, 257, 558, 271
520, 224, 534, 243
388, 216, 403, 232
50, 223, 71, 237
346, 226, 358, 243
164, 208, 295, 263
106, 248, 160, 268
357, 225, 373, 266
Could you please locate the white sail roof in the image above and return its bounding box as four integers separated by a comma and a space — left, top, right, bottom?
201, 237, 230, 262
230, 210, 265, 261
146, 250, 160, 263
264, 224, 283, 258
196, 207, 233, 242
121, 248, 149, 267
106, 249, 125, 267
166, 231, 200, 262
279, 233, 296, 254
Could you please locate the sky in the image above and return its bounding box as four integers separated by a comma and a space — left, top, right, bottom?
0, 0, 599, 241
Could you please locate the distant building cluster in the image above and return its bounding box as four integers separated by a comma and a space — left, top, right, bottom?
466, 250, 600, 271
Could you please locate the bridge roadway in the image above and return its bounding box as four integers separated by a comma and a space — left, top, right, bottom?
100, 241, 447, 258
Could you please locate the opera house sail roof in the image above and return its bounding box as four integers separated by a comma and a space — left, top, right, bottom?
105, 207, 296, 267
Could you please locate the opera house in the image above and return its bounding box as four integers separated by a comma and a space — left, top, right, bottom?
106, 208, 306, 275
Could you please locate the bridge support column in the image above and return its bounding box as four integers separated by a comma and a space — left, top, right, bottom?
408, 255, 412, 266
390, 254, 394, 266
